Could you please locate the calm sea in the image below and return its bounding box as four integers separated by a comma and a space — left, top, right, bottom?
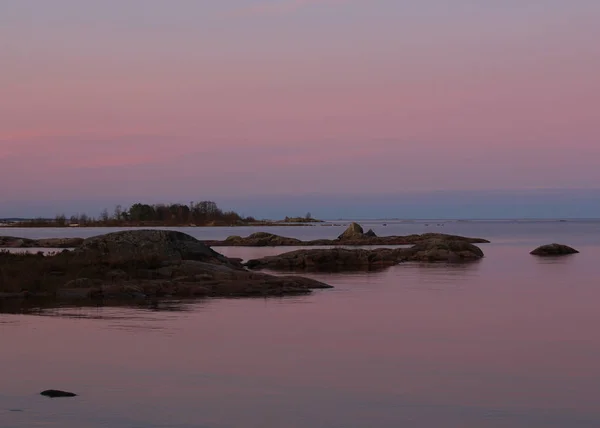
1, 220, 599, 428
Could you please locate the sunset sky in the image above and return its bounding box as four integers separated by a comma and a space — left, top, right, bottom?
1, 1, 599, 218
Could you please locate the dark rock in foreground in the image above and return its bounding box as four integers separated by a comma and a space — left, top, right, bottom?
530, 244, 579, 256
41, 389, 77, 398
246, 239, 484, 271
0, 230, 332, 302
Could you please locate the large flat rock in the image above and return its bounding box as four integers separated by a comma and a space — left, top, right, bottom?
246, 240, 485, 271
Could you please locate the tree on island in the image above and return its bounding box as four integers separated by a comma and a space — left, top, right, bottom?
15, 201, 314, 227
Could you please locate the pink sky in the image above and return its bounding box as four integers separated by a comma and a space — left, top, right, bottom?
1, 1, 599, 213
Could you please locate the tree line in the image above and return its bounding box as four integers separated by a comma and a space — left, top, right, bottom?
15, 201, 258, 227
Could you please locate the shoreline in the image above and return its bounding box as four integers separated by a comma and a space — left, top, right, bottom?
0, 222, 323, 229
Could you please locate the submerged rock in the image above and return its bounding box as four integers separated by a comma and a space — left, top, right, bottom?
40, 389, 77, 398
530, 244, 579, 256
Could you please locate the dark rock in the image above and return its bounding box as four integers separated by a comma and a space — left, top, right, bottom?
224, 232, 302, 246
203, 229, 489, 247
246, 239, 484, 272
530, 244, 579, 256
246, 248, 403, 271
403, 239, 484, 262
34, 238, 84, 248
1, 230, 332, 300
0, 236, 83, 249
40, 389, 77, 398
0, 236, 37, 248
105, 269, 128, 281
64, 278, 101, 288
364, 229, 377, 238
0, 291, 29, 299
56, 288, 96, 299
76, 229, 236, 267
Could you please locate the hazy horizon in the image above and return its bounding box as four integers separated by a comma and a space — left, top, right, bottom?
2, 188, 600, 220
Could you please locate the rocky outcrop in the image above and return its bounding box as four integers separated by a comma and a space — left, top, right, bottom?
246, 248, 402, 272
0, 236, 83, 248
401, 239, 484, 262
75, 229, 237, 266
246, 239, 484, 272
530, 244, 579, 256
0, 230, 332, 301
203, 230, 490, 247
337, 222, 364, 240
223, 232, 302, 246
0, 236, 37, 248
35, 238, 84, 248
364, 229, 377, 238
1, 224, 490, 249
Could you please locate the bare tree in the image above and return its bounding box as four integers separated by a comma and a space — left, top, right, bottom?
113, 205, 123, 221
54, 214, 67, 226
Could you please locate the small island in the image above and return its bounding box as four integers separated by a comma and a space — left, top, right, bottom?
530, 243, 579, 256
281, 213, 323, 223
1, 201, 323, 228
204, 222, 490, 247
0, 225, 489, 307
0, 222, 490, 250
245, 239, 485, 272
0, 230, 332, 303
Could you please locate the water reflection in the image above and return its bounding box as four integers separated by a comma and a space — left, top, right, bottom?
0, 297, 197, 317
1, 240, 599, 428
0, 294, 321, 319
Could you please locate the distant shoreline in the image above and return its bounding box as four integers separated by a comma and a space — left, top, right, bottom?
0, 220, 324, 228
0, 201, 324, 228
3, 218, 600, 229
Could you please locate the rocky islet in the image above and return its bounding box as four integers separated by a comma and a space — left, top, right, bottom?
0, 226, 582, 302
0, 230, 331, 302
530, 243, 579, 256
245, 239, 485, 271
203, 223, 490, 247
0, 223, 489, 249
